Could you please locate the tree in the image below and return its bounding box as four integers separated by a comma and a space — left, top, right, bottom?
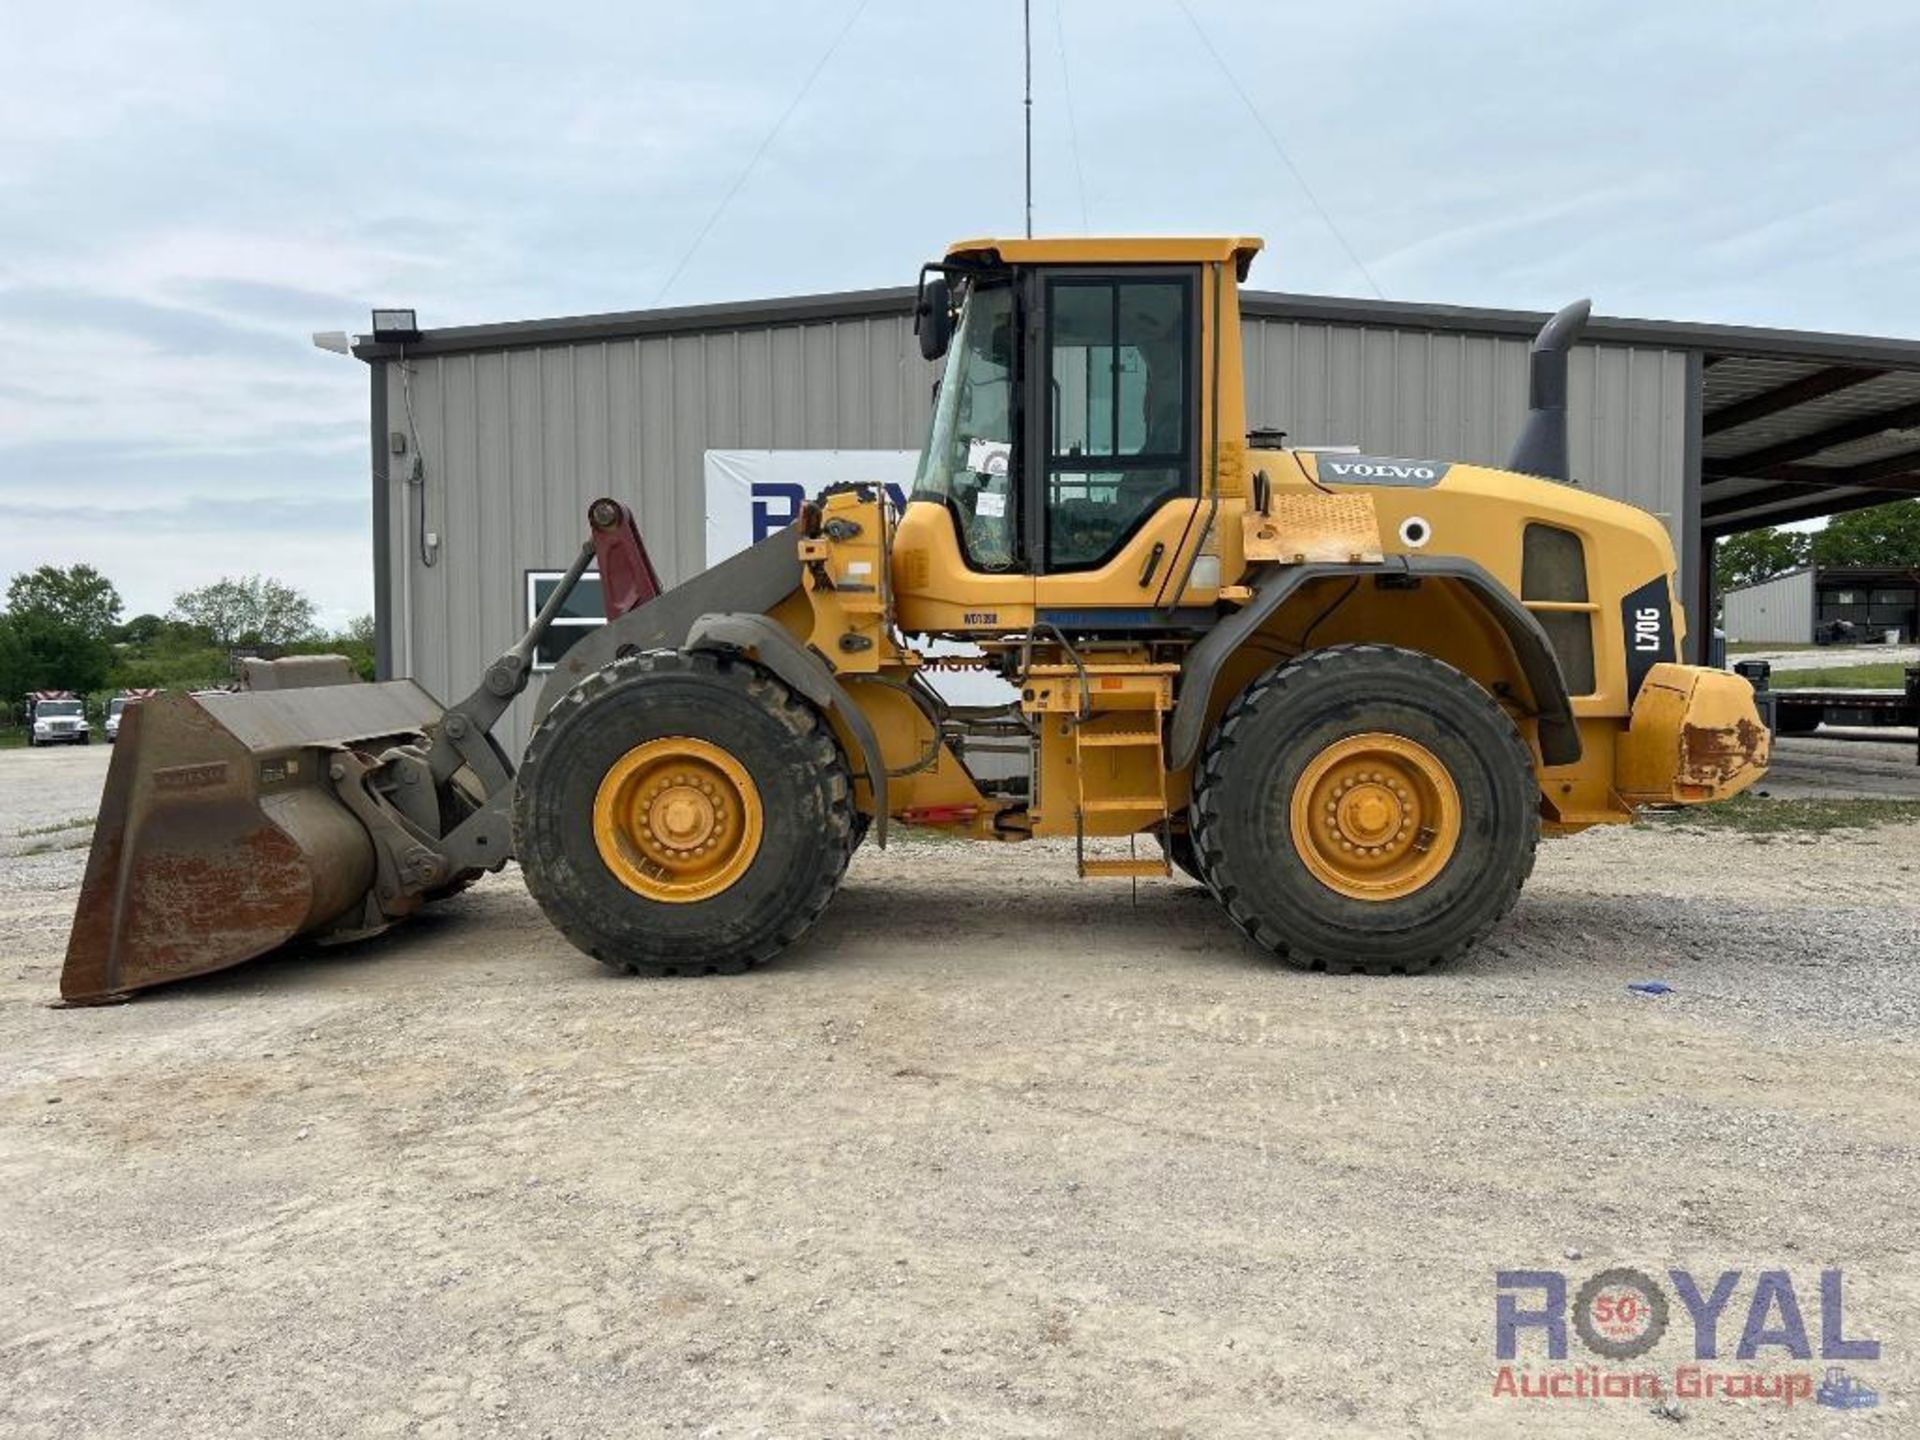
285, 614, 377, 681
114, 613, 168, 647
338, 614, 377, 680
1715, 527, 1810, 593
6, 563, 123, 640
169, 577, 252, 648
171, 575, 320, 647
1, 563, 121, 700
108, 617, 230, 692
0, 611, 115, 700
1810, 499, 1920, 570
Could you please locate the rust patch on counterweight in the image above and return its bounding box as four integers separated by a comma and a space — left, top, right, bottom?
1681, 717, 1771, 784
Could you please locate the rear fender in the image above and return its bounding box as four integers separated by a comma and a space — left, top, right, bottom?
1168, 557, 1580, 770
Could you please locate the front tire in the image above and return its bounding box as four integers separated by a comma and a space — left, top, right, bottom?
514, 650, 856, 975
1192, 644, 1538, 974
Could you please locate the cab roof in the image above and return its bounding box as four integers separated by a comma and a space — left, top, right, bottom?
944, 235, 1264, 280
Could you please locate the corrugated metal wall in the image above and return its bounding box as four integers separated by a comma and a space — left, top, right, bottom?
379, 309, 1692, 756
379, 314, 935, 754
1721, 568, 1814, 644
1242, 321, 1691, 522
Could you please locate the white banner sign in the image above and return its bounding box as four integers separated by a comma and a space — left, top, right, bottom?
703, 449, 916, 567
702, 450, 1016, 709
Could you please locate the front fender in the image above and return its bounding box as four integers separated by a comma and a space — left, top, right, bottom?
684, 613, 890, 846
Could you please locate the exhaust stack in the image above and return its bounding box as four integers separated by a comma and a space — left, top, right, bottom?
1505, 298, 1591, 482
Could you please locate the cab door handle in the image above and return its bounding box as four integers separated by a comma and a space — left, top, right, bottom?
1138, 541, 1167, 588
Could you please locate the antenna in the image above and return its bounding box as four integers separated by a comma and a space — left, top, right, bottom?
1023, 0, 1033, 237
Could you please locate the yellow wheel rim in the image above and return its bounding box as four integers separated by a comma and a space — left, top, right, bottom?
1288, 732, 1461, 901
592, 737, 764, 904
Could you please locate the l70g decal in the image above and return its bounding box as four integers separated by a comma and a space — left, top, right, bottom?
1620, 574, 1675, 703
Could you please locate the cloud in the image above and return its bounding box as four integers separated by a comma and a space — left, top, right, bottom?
2, 0, 1917, 630
0, 496, 371, 627
0, 4, 222, 185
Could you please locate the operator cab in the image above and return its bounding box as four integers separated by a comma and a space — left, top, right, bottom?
901, 236, 1260, 628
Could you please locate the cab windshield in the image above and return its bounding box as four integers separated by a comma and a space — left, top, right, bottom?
40, 701, 82, 717
912, 280, 1016, 569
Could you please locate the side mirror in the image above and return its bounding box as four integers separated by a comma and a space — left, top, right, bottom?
915, 273, 953, 362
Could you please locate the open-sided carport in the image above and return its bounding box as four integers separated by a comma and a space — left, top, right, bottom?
1690, 324, 1920, 634
1231, 296, 1920, 660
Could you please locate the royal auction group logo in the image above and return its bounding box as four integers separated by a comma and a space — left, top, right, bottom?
1493, 1267, 1881, 1409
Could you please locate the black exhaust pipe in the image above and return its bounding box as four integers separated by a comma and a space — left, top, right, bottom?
1505, 298, 1591, 482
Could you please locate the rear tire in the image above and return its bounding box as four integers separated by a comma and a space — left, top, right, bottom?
514, 650, 856, 976
1164, 827, 1208, 885
1192, 644, 1537, 974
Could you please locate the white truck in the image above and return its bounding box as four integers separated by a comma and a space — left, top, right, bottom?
26, 693, 91, 747
103, 689, 159, 743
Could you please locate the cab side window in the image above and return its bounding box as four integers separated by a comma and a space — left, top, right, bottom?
1044, 275, 1193, 570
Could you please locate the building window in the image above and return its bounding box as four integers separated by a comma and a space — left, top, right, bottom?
526, 570, 607, 670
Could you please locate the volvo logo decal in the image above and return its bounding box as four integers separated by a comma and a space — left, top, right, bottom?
1317, 455, 1451, 487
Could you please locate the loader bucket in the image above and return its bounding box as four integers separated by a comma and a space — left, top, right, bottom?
61, 681, 449, 1004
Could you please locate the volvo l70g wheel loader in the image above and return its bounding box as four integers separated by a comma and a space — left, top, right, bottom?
60, 236, 1769, 1003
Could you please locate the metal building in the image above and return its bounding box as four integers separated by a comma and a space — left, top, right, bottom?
1721, 567, 1816, 644
1723, 565, 1920, 645
353, 283, 1920, 756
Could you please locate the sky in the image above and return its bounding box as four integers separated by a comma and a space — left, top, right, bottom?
3, 1, 1917, 628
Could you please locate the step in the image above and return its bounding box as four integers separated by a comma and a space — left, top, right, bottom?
1078, 796, 1167, 813
1076, 728, 1164, 748
1080, 858, 1173, 879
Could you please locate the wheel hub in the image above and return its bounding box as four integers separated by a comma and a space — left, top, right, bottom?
593, 738, 763, 903
650, 783, 719, 850
1290, 732, 1460, 901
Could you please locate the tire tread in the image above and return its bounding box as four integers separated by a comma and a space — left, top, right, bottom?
1189, 643, 1537, 974
514, 650, 855, 977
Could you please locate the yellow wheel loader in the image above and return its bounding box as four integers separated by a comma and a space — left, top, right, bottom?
60, 236, 1770, 1004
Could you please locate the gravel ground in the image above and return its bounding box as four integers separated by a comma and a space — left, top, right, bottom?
2, 746, 1917, 1437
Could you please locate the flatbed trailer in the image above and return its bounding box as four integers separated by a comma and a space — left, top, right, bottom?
1733, 662, 1920, 764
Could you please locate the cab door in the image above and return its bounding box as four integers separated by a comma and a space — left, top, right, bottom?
1026, 267, 1202, 617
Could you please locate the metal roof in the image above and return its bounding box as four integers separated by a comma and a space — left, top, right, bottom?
352, 283, 1920, 536
1696, 358, 1920, 534
1720, 565, 1813, 597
